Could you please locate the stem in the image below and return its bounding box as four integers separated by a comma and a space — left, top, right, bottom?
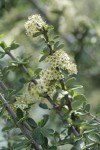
42, 28, 53, 55
0, 80, 8, 90
60, 79, 72, 111
0, 80, 41, 149
0, 93, 41, 150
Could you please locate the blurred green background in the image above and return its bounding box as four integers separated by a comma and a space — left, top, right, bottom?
0, 0, 100, 149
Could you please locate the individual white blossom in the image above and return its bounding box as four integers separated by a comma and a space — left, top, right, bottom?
25, 14, 47, 37
45, 50, 77, 75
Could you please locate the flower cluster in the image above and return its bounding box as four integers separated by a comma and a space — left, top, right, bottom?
13, 85, 34, 110
35, 50, 77, 97
45, 50, 77, 75
36, 67, 63, 96
23, 14, 77, 101
40, 67, 63, 81
25, 14, 47, 37
13, 83, 42, 110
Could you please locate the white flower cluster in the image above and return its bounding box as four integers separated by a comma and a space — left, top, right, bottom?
45, 50, 77, 75
25, 14, 47, 37
13, 84, 38, 110
36, 67, 64, 96
40, 67, 63, 81
33, 50, 77, 97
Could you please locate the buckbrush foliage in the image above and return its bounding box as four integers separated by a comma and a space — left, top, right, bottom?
0, 14, 100, 150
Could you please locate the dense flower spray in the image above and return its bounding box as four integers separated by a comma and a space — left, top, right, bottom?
24, 14, 48, 37
14, 14, 77, 109
45, 50, 77, 75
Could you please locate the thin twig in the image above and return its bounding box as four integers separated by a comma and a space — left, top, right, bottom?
0, 93, 41, 150
43, 28, 53, 55
0, 80, 8, 90
0, 80, 41, 149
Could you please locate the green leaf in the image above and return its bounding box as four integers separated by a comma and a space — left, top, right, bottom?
73, 140, 85, 150
61, 69, 68, 78
0, 51, 5, 58
55, 44, 64, 50
33, 127, 44, 145
84, 104, 90, 112
54, 41, 60, 49
26, 117, 37, 128
19, 78, 27, 83
10, 41, 20, 50
54, 131, 60, 141
13, 140, 29, 150
0, 109, 5, 117
54, 35, 59, 39
72, 95, 86, 109
27, 67, 34, 77
84, 129, 95, 134
41, 137, 48, 149
39, 54, 49, 62
74, 119, 84, 125
71, 85, 83, 90
88, 133, 100, 143
42, 47, 50, 54
34, 68, 42, 77
48, 146, 57, 150
0, 41, 7, 49
49, 41, 54, 46
16, 108, 23, 119
41, 128, 54, 137
96, 105, 100, 116
53, 92, 59, 101
47, 25, 54, 30
39, 103, 48, 109
83, 143, 97, 150
66, 77, 76, 88
33, 32, 41, 37
38, 114, 49, 127
2, 119, 14, 131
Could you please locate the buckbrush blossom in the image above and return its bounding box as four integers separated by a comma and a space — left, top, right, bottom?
25, 14, 48, 37
45, 50, 77, 75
